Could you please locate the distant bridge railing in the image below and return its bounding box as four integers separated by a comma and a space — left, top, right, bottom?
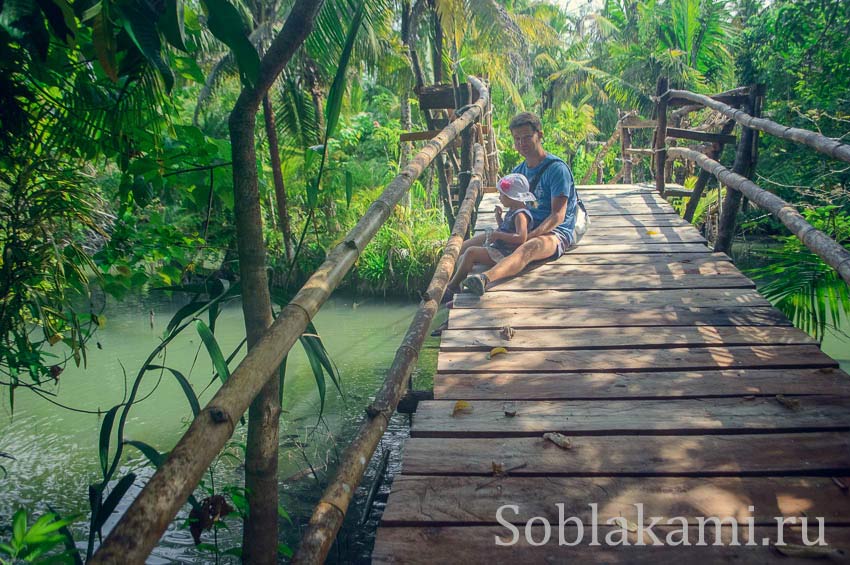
653, 81, 850, 287
90, 76, 491, 563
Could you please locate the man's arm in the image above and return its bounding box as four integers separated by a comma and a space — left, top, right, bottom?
527, 195, 568, 239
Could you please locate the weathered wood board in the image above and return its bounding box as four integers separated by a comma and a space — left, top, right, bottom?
439, 326, 815, 351
401, 432, 850, 476
448, 306, 791, 329
381, 475, 850, 524
434, 368, 850, 400
411, 396, 850, 437
437, 344, 836, 374
374, 526, 850, 564
452, 288, 771, 309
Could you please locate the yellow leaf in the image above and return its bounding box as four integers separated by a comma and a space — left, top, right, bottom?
452, 400, 472, 416
488, 347, 508, 360
48, 333, 63, 346
646, 229, 660, 235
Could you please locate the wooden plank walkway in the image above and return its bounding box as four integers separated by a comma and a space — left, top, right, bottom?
373, 184, 850, 563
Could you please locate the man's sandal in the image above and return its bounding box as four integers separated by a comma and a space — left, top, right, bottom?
461, 273, 489, 296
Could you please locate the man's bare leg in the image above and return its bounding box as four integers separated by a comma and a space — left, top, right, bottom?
480, 235, 560, 285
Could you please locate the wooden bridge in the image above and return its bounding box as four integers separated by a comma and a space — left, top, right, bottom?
372, 184, 850, 562
91, 77, 850, 564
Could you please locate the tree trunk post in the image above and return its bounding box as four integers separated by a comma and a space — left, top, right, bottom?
432, 2, 442, 84
714, 87, 758, 255
653, 76, 669, 196
231, 2, 326, 562
683, 119, 737, 223
262, 96, 294, 262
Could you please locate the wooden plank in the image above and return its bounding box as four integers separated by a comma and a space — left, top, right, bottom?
468, 224, 706, 245
439, 326, 815, 351
411, 396, 850, 437
448, 306, 790, 329
583, 192, 670, 203
474, 215, 690, 230
400, 432, 850, 476
517, 257, 737, 275
434, 368, 850, 400
579, 226, 706, 243
398, 130, 441, 142
474, 215, 694, 232
584, 204, 680, 216
437, 344, 836, 374
666, 127, 737, 144
543, 252, 732, 266
381, 475, 850, 525
490, 273, 753, 291
558, 243, 712, 254
374, 526, 850, 564
452, 288, 770, 309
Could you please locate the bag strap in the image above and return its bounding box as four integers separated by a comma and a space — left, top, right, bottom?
528, 157, 586, 210
528, 157, 558, 192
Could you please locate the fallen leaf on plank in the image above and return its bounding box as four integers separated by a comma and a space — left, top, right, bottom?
543, 432, 572, 450
488, 346, 508, 359
452, 400, 473, 416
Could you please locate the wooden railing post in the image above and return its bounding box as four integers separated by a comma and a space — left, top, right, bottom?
654, 76, 669, 196
620, 110, 632, 184
715, 86, 759, 254
683, 119, 737, 222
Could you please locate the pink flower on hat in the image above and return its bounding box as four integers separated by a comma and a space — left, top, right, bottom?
497, 173, 536, 203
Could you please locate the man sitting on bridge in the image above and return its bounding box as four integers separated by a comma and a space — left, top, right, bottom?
462, 111, 586, 295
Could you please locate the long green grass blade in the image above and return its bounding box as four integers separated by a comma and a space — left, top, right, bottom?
146, 364, 200, 416
93, 473, 136, 532
98, 406, 120, 479
196, 320, 230, 383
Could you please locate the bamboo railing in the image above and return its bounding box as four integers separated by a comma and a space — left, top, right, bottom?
668, 146, 850, 286
89, 76, 490, 563
647, 83, 850, 287
292, 144, 486, 564
667, 89, 850, 164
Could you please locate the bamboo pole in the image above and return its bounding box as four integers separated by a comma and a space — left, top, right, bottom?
89, 77, 490, 565
668, 146, 850, 286
620, 111, 633, 184
668, 89, 850, 164
653, 77, 669, 196
581, 115, 623, 184
292, 144, 486, 564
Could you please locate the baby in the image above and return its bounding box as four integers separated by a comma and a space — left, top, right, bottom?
444, 173, 536, 300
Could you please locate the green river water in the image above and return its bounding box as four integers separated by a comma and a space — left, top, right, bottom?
0, 296, 435, 563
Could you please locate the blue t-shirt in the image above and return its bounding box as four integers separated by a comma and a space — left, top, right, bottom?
513, 154, 578, 244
